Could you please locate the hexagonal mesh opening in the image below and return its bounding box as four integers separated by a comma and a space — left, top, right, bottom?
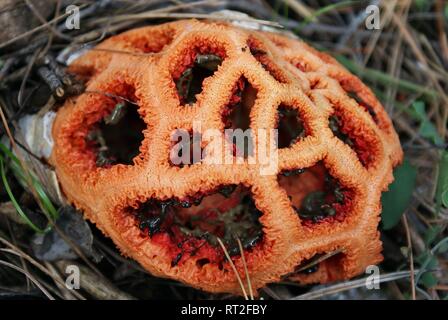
173, 44, 225, 105
127, 185, 264, 267
289, 56, 318, 73
223, 77, 257, 158
86, 85, 146, 167
329, 108, 379, 168
278, 162, 353, 225
247, 36, 289, 83
338, 77, 380, 125
276, 105, 307, 148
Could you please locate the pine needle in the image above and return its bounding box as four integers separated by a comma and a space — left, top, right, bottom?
216, 237, 248, 300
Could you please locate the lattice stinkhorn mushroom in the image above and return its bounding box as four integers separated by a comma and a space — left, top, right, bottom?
50, 20, 403, 295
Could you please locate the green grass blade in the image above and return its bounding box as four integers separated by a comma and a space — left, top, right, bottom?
0, 155, 48, 233
0, 142, 58, 229
336, 55, 439, 99
436, 151, 448, 212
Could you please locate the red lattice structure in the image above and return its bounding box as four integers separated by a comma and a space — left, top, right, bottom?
51, 20, 403, 295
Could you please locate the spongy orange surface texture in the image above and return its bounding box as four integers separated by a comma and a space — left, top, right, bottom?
51, 20, 403, 295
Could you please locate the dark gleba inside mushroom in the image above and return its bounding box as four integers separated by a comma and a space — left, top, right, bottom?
278, 162, 353, 225
128, 185, 264, 267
